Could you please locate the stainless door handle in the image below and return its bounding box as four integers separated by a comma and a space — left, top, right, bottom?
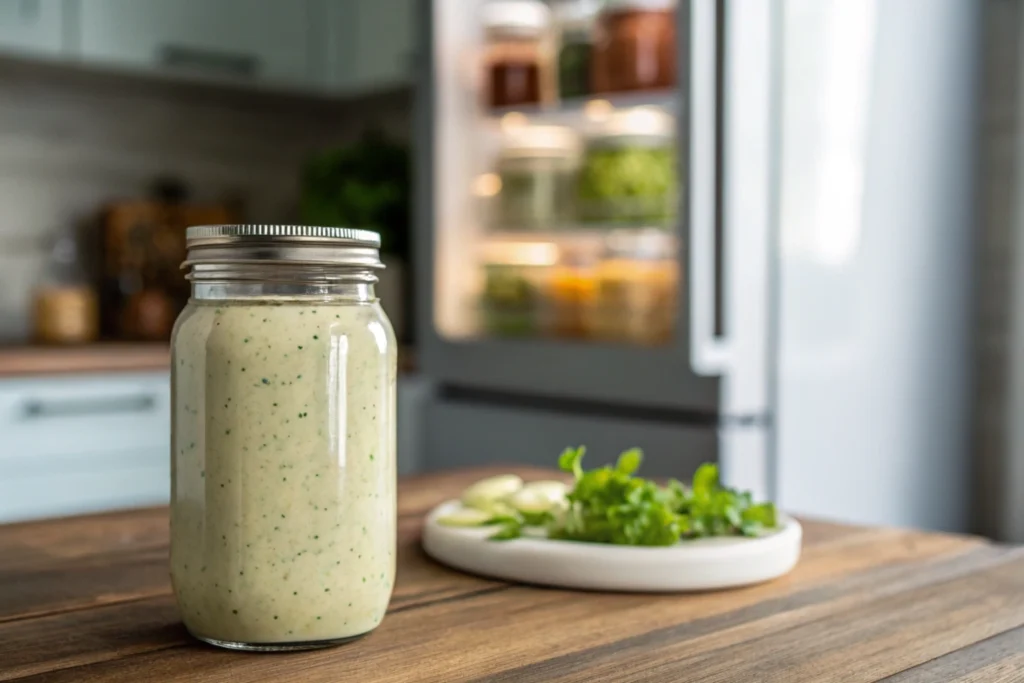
21, 395, 158, 419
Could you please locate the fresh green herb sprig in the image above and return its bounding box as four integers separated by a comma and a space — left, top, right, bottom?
488, 446, 778, 545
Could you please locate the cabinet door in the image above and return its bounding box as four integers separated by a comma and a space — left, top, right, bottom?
0, 0, 64, 56
328, 0, 415, 93
78, 0, 318, 87
0, 372, 170, 522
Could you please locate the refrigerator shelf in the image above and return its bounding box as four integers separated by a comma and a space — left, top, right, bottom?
485, 90, 679, 126
481, 226, 678, 242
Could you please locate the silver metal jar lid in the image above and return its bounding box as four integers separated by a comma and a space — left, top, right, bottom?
183, 224, 384, 271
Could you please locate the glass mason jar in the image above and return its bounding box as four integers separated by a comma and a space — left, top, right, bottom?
170, 225, 397, 651
494, 124, 581, 230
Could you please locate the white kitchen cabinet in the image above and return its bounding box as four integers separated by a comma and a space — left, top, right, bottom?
75, 0, 323, 89
0, 0, 66, 57
0, 372, 170, 522
327, 0, 416, 94
0, 371, 429, 522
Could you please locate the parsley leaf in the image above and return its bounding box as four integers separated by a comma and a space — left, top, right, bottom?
484, 447, 779, 545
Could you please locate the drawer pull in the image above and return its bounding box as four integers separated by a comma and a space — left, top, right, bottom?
21, 395, 157, 419
157, 43, 261, 78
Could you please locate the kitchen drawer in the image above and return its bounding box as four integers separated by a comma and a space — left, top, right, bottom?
0, 371, 169, 463
0, 371, 171, 522
0, 449, 168, 522
425, 397, 717, 478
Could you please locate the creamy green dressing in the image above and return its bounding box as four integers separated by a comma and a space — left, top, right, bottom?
170, 300, 396, 645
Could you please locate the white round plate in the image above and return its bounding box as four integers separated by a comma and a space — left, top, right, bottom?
422, 500, 802, 592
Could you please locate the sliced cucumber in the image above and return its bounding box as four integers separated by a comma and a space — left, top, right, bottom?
436, 507, 495, 527
507, 481, 569, 517
461, 474, 523, 511
521, 480, 569, 502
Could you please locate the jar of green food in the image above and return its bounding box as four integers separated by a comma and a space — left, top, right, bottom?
554, 0, 599, 99
494, 125, 581, 231
576, 107, 678, 226
478, 241, 558, 337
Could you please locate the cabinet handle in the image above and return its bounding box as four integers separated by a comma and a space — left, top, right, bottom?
21, 394, 158, 419
157, 43, 261, 78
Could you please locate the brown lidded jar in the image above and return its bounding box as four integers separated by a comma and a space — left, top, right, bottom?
481, 0, 553, 108
591, 0, 677, 94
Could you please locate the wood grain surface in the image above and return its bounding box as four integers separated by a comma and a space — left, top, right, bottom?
0, 344, 417, 377
0, 344, 171, 377
0, 466, 1020, 682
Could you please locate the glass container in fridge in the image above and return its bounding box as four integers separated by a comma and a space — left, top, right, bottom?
478, 240, 559, 338
592, 0, 678, 94
481, 0, 553, 108
552, 0, 601, 99
576, 107, 678, 227
491, 124, 582, 230
585, 230, 678, 345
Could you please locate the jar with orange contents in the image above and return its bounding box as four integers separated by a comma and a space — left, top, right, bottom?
585, 231, 678, 345
544, 245, 599, 339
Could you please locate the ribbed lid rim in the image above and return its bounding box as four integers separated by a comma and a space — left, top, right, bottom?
186, 224, 381, 248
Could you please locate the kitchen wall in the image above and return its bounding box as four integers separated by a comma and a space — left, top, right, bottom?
0, 56, 411, 340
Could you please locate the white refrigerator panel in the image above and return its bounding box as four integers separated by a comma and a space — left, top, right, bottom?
775, 0, 978, 531
688, 0, 774, 498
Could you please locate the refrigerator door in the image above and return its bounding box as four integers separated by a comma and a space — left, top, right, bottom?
774, 0, 978, 531
415, 0, 777, 413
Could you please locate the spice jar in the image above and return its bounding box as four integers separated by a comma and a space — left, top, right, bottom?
32, 232, 99, 345
577, 107, 678, 226
481, 0, 552, 108
494, 125, 581, 230
592, 0, 677, 94
585, 230, 678, 345
171, 225, 397, 651
553, 0, 600, 99
479, 241, 558, 337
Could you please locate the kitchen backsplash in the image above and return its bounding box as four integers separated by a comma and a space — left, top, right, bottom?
0, 57, 410, 341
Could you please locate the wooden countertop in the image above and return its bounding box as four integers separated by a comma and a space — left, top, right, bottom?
0, 344, 417, 377
0, 344, 171, 377
0, 466, 1021, 682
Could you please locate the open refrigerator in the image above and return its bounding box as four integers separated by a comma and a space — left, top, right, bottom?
414, 0, 980, 530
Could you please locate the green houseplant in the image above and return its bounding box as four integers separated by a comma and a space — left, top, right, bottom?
299, 131, 411, 259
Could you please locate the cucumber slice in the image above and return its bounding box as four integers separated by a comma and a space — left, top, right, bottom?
521, 480, 568, 502
461, 474, 524, 511
508, 482, 568, 516
436, 507, 495, 527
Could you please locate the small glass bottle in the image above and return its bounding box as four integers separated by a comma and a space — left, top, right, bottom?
170, 225, 397, 651
32, 231, 99, 345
